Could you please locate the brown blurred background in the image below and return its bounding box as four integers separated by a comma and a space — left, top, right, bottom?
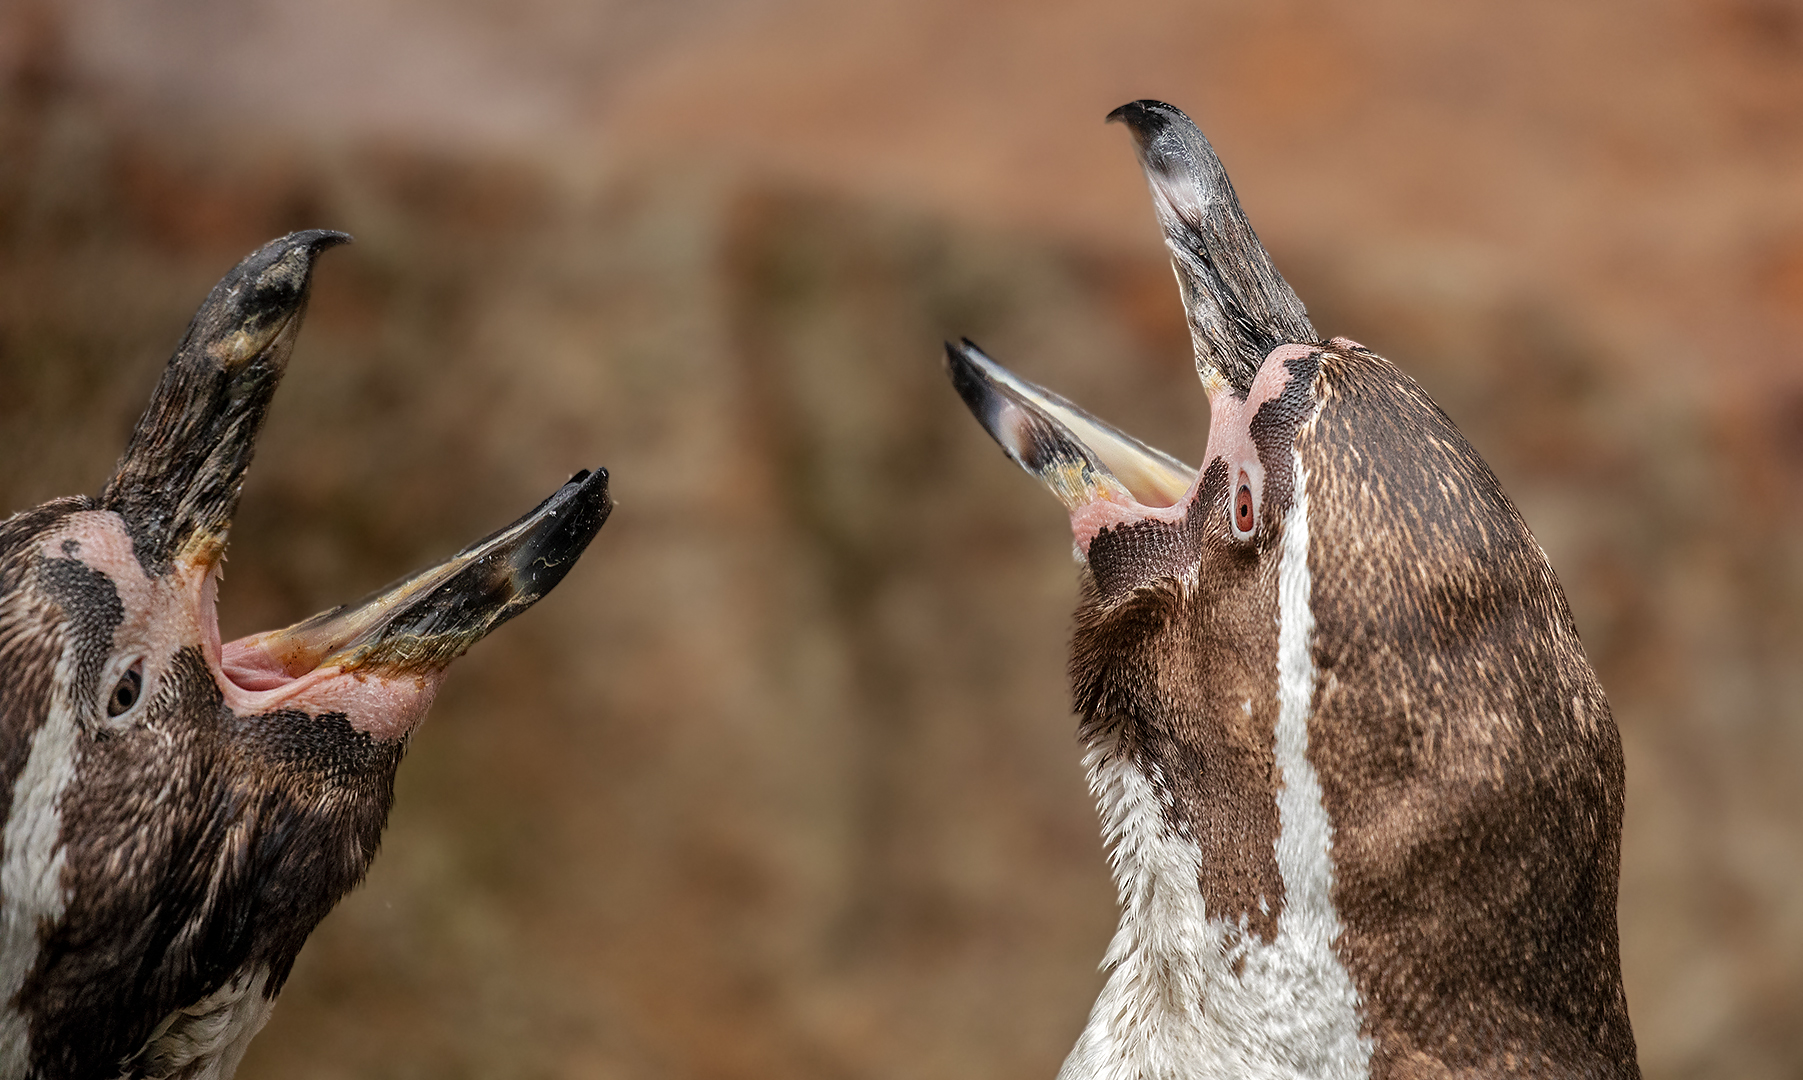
2, 0, 1800, 1076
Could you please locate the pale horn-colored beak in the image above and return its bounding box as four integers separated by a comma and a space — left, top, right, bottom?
944, 339, 1194, 511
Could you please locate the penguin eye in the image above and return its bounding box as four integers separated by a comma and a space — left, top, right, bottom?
106, 661, 144, 718
1233, 474, 1256, 536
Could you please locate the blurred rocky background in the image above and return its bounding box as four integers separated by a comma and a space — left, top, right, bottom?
2, 0, 1800, 1076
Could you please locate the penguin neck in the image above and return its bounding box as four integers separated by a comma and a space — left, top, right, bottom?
1060, 458, 1374, 1080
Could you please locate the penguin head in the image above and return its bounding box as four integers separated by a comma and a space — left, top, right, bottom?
945, 101, 1332, 847
947, 102, 1634, 1072
0, 231, 610, 1072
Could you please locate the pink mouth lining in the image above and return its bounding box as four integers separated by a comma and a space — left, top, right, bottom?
197, 566, 444, 741
220, 638, 300, 692
199, 570, 300, 694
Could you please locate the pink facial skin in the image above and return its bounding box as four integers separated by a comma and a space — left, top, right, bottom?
40, 511, 444, 743
1069, 487, 1176, 554
1067, 343, 1321, 556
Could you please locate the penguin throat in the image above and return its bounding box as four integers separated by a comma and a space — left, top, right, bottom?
1069, 494, 1187, 556
1061, 467, 1373, 1079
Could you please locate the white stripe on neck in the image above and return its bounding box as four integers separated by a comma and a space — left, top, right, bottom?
0, 647, 82, 1064
1059, 448, 1371, 1080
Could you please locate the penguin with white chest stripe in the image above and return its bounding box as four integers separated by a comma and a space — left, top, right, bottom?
946, 101, 1637, 1078
0, 231, 610, 1077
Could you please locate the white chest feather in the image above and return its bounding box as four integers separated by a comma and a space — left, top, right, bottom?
1060, 453, 1372, 1080
119, 967, 275, 1080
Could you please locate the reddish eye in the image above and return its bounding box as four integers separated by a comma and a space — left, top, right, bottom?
1234, 481, 1254, 533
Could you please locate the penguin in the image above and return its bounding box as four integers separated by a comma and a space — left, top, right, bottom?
945, 101, 1636, 1079
0, 231, 610, 1079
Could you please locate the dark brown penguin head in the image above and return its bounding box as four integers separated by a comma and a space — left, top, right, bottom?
947, 101, 1636, 1077
0, 231, 610, 1077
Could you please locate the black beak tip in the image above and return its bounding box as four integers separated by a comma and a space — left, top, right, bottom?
287, 228, 353, 254
493, 467, 612, 611
204, 229, 354, 338
239, 229, 352, 281
553, 467, 613, 545
1106, 99, 1205, 183
941, 339, 971, 384
941, 338, 968, 372
1106, 99, 1181, 138
942, 339, 989, 410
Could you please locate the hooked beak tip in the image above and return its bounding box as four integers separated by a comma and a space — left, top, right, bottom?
101, 230, 354, 574
1105, 99, 1172, 139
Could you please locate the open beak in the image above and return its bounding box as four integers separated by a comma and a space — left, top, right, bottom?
98, 229, 611, 702
945, 100, 1317, 518
224, 469, 610, 686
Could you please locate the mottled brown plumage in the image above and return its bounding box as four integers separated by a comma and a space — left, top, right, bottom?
1301, 345, 1631, 1075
